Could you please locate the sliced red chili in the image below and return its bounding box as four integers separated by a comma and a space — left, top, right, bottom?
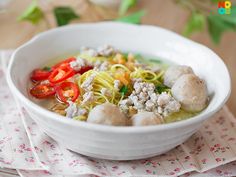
55, 82, 79, 103
30, 83, 55, 99
30, 69, 51, 82
51, 57, 76, 70
48, 65, 75, 84
76, 65, 93, 74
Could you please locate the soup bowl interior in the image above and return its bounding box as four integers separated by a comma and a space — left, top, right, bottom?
7, 22, 231, 160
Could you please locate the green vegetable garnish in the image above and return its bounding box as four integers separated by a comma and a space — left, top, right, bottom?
18, 0, 44, 24
120, 85, 128, 96
134, 54, 147, 63
116, 10, 146, 24
122, 52, 129, 61
53, 7, 79, 26
156, 84, 170, 94
119, 0, 137, 16
183, 12, 205, 37
207, 8, 236, 44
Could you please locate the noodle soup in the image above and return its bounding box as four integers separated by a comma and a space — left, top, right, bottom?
28, 45, 208, 126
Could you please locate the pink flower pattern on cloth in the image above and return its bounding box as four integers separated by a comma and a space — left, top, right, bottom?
0, 51, 236, 177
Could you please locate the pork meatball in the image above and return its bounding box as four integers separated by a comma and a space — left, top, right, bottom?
87, 102, 127, 126
171, 74, 208, 112
131, 111, 162, 126
164, 65, 194, 87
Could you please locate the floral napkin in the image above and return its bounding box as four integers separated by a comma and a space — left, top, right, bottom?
0, 50, 236, 177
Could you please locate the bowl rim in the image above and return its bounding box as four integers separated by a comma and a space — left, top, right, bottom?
6, 22, 231, 133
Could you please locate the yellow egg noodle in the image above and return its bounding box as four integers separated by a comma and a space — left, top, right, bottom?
77, 56, 165, 112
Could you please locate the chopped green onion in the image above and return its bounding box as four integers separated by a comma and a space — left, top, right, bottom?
156, 84, 170, 94
119, 85, 128, 96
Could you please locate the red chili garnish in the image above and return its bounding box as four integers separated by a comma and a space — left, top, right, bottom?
76, 65, 93, 74
51, 57, 76, 70
48, 65, 75, 84
30, 83, 55, 99
30, 69, 51, 82
55, 82, 79, 103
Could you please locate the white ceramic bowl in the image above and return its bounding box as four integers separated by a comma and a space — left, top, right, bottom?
7, 22, 231, 160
